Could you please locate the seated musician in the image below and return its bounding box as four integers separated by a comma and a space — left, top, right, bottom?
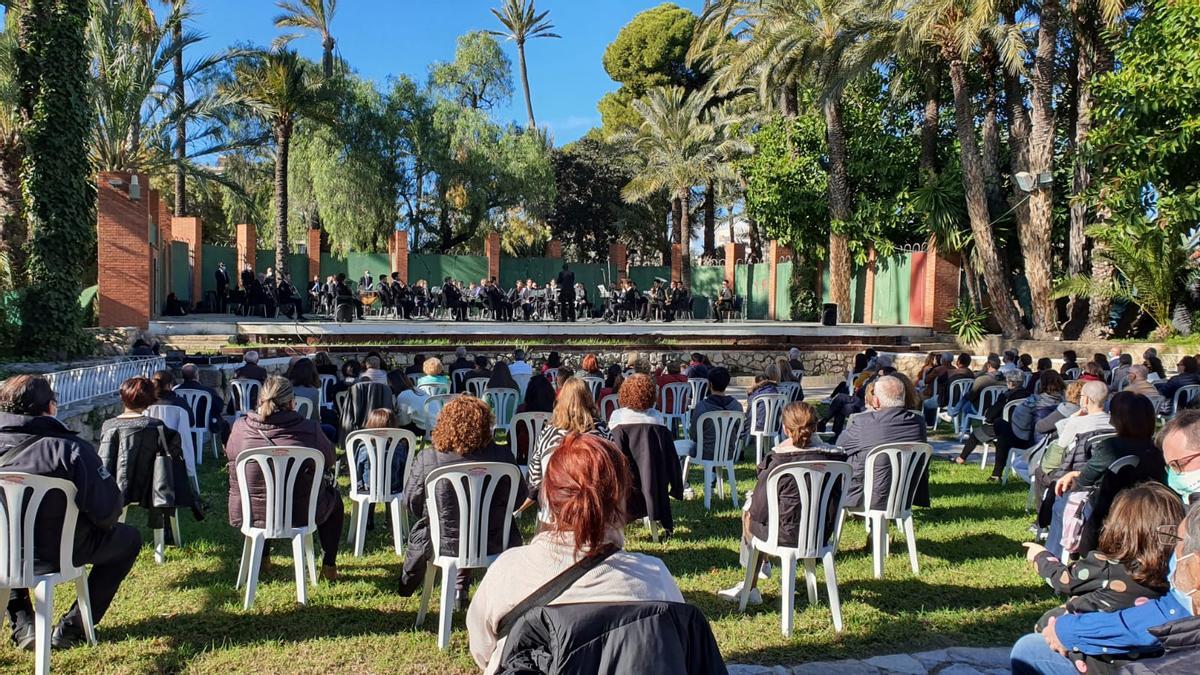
276, 273, 308, 320
411, 279, 429, 316
358, 269, 374, 292
574, 282, 591, 319
391, 273, 414, 319
335, 272, 364, 319
442, 276, 468, 321
667, 280, 689, 322
516, 281, 533, 321
712, 279, 734, 323
484, 278, 512, 321
647, 280, 666, 320
376, 275, 394, 315
615, 279, 639, 320
545, 279, 558, 320
308, 275, 323, 313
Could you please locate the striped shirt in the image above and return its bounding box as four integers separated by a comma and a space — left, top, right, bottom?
528, 419, 613, 490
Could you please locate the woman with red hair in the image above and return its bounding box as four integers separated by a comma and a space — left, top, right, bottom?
467, 433, 683, 674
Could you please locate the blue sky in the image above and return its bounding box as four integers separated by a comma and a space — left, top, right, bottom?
182, 0, 705, 145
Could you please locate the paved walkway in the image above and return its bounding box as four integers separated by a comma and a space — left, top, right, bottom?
729, 646, 1011, 675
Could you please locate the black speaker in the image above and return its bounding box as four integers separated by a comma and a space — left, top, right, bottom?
821, 303, 838, 326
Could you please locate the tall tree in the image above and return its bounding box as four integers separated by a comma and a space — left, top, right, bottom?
227, 49, 330, 273
431, 31, 513, 111
273, 0, 338, 79
15, 0, 95, 357
0, 23, 25, 284
172, 0, 186, 216
488, 0, 559, 129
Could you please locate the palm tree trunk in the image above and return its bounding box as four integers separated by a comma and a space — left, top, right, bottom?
948, 55, 1027, 338
1023, 0, 1061, 338
920, 70, 940, 177
322, 34, 334, 79
823, 99, 853, 320
674, 187, 691, 285
979, 47, 1002, 211
274, 122, 291, 274
0, 132, 25, 283
1075, 4, 1113, 336
703, 180, 716, 257
173, 15, 186, 217
781, 73, 799, 117
517, 40, 536, 128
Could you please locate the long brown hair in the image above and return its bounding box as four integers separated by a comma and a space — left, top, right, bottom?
1098, 482, 1186, 590
780, 402, 817, 449
551, 378, 600, 433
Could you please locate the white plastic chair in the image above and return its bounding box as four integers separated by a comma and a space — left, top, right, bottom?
234, 446, 323, 610
176, 388, 219, 462
0, 473, 97, 675
295, 397, 314, 421
979, 399, 1022, 473
418, 382, 450, 397
484, 388, 519, 435
345, 429, 416, 557
749, 393, 788, 464
658, 382, 691, 438
945, 379, 972, 435
416, 462, 522, 650
738, 461, 852, 635
511, 412, 551, 467
965, 385, 1006, 465
777, 381, 802, 403
512, 373, 532, 399
581, 376, 604, 401
144, 404, 198, 494
687, 378, 709, 409
1167, 384, 1200, 419
599, 394, 619, 423
451, 369, 471, 394
419, 394, 460, 442
1065, 367, 1082, 381
335, 390, 348, 416
319, 374, 337, 410
465, 377, 489, 398
840, 443, 932, 579
681, 411, 745, 510
229, 379, 261, 419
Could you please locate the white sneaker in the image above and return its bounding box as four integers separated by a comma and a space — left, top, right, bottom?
718, 582, 762, 606
938, 412, 953, 423
759, 561, 772, 579
683, 486, 695, 500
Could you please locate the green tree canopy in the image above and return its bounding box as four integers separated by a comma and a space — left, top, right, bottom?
431, 31, 513, 111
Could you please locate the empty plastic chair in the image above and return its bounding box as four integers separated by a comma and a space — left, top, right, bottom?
229, 379, 261, 419
511, 411, 551, 469
681, 411, 745, 511
687, 378, 709, 409
345, 429, 417, 556
658, 382, 691, 438
176, 388, 218, 462
484, 388, 519, 435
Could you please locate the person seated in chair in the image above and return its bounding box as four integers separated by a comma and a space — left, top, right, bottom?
275, 273, 307, 320
712, 280, 734, 323
442, 276, 468, 322
334, 273, 363, 320
484, 278, 511, 321
837, 376, 929, 510
391, 273, 414, 319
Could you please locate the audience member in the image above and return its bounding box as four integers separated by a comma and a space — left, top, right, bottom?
1161, 409, 1200, 502
362, 356, 389, 385
150, 370, 194, 427
685, 352, 710, 379
508, 349, 532, 377
1059, 350, 1080, 378
176, 363, 228, 441
1145, 355, 1166, 382
1157, 355, 1200, 403
598, 364, 624, 400
1123, 365, 1166, 412
955, 370, 1029, 479
417, 357, 450, 390
679, 367, 743, 462
391, 371, 428, 434
527, 378, 612, 492
608, 374, 664, 429
404, 353, 427, 379
838, 376, 929, 509
234, 350, 267, 382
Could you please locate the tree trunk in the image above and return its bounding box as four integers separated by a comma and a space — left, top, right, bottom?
322, 34, 334, 79
703, 180, 716, 257
823, 98, 853, 320
173, 14, 186, 217
0, 132, 25, 284
1075, 4, 1112, 336
963, 252, 982, 309
949, 56, 1027, 338
517, 41, 536, 128
919, 69, 940, 177
274, 122, 291, 274
1003, 9, 1033, 242
781, 73, 798, 117
979, 47, 1002, 212
674, 188, 691, 285
1023, 0, 1062, 338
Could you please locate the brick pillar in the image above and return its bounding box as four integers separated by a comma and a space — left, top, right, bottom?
925, 240, 961, 332
97, 171, 153, 328
724, 242, 745, 286
307, 228, 321, 283
390, 230, 409, 283
485, 231, 501, 282
862, 246, 878, 325
172, 216, 202, 305
608, 242, 628, 278
767, 240, 793, 321
235, 223, 256, 280
670, 243, 684, 282
545, 238, 562, 259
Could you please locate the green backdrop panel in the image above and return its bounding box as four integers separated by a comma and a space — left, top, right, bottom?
871, 253, 912, 325
170, 241, 191, 301
821, 265, 866, 323
501, 257, 558, 289
347, 253, 391, 282
319, 251, 349, 281
628, 266, 671, 290
775, 260, 794, 321
690, 266, 724, 319
734, 263, 771, 320
200, 244, 236, 299
408, 254, 487, 286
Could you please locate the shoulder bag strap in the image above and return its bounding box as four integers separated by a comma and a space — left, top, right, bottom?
496, 543, 620, 639
0, 433, 49, 469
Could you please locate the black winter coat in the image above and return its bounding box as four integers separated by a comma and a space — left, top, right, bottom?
97, 416, 196, 527
498, 601, 727, 675
610, 423, 684, 532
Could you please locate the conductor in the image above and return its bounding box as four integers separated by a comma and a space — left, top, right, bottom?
556, 263, 576, 322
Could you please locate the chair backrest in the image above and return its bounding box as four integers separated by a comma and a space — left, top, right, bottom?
319, 374, 337, 408
484, 388, 519, 428
862, 442, 933, 519
144, 404, 195, 464
335, 389, 349, 414
346, 428, 416, 501
979, 385, 1006, 412
1001, 399, 1022, 422
600, 394, 619, 423
777, 381, 802, 403
1107, 454, 1141, 476
511, 412, 551, 463
1065, 367, 1082, 380
422, 393, 460, 430
466, 377, 490, 398
749, 393, 788, 437
234, 446, 324, 538
230, 378, 261, 416
418, 381, 450, 397
452, 369, 471, 392
424, 461, 521, 568
295, 397, 314, 420
175, 388, 212, 432
1022, 372, 1032, 389
512, 373, 532, 399
0, 473, 80, 587
760, 461, 852, 557
687, 378, 709, 409
1173, 385, 1200, 415
581, 377, 604, 401
694, 411, 746, 464
947, 378, 971, 406
658, 382, 691, 417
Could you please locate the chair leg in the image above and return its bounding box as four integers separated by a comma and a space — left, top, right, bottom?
702, 465, 713, 511
243, 535, 265, 610
154, 528, 165, 565
437, 561, 457, 651
353, 501, 369, 557
803, 558, 818, 605
728, 465, 740, 509
305, 532, 318, 586
415, 562, 436, 627
823, 551, 844, 633
389, 499, 405, 555
346, 501, 359, 544
170, 511, 182, 548
235, 536, 251, 590
980, 443, 989, 469
73, 574, 97, 645
291, 535, 308, 605
738, 547, 760, 612
871, 515, 886, 579
33, 579, 51, 675
902, 516, 920, 575
193, 432, 204, 466
644, 517, 659, 543
780, 554, 797, 638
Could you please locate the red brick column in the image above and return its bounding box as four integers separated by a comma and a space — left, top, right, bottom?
545, 238, 562, 259
97, 171, 153, 328
608, 242, 628, 278
307, 228, 321, 283
924, 240, 961, 332
767, 240, 793, 320
724, 242, 745, 285
485, 231, 502, 281
236, 223, 256, 279
172, 216, 202, 304
862, 246, 878, 325
670, 243, 684, 282
390, 230, 409, 283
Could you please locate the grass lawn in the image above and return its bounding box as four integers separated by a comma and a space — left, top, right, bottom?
0, 444, 1056, 674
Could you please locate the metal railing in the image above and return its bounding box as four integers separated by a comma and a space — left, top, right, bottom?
43, 356, 165, 408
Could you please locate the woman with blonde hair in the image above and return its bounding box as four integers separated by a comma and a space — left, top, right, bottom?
417, 357, 449, 389
527, 377, 613, 491
225, 375, 344, 580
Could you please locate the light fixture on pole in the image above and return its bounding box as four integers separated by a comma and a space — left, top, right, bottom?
1014, 171, 1053, 192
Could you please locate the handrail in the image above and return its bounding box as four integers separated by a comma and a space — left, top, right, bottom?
39, 356, 166, 408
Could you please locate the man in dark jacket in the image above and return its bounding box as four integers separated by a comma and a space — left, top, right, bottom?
837, 376, 930, 510
0, 375, 141, 650
214, 261, 230, 313
233, 350, 267, 383
682, 367, 743, 461
555, 264, 576, 322
176, 364, 229, 443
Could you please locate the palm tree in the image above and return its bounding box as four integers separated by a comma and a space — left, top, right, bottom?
488, 0, 559, 129
274, 0, 338, 79
227, 50, 331, 273
619, 87, 750, 285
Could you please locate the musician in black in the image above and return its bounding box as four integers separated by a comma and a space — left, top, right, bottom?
276, 273, 308, 320
335, 272, 364, 320
667, 280, 690, 322
411, 279, 430, 317
358, 270, 374, 292
619, 280, 640, 320
574, 282, 591, 319
648, 280, 667, 320
376, 275, 394, 316
556, 263, 576, 322
391, 273, 414, 319
484, 277, 511, 321
713, 279, 734, 323
214, 262, 230, 312
442, 276, 467, 322
308, 275, 323, 313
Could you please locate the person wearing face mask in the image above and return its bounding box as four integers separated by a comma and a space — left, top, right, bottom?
1011, 501, 1200, 674
1162, 409, 1200, 504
